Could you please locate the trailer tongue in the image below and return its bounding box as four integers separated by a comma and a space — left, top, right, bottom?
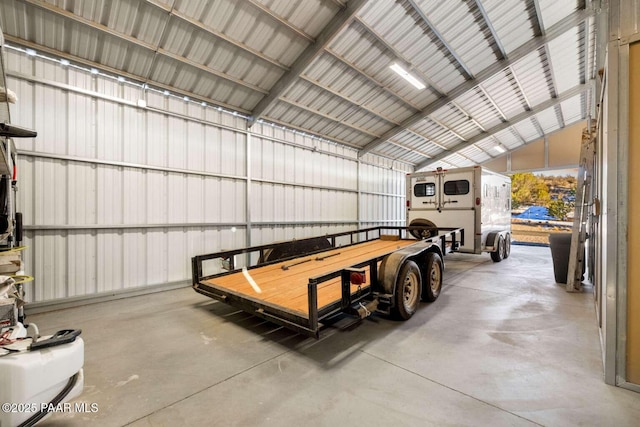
192, 226, 463, 338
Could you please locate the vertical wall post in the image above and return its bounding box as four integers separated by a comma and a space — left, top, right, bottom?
246, 132, 252, 250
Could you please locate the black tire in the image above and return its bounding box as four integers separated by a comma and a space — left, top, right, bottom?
491, 235, 505, 262
422, 252, 443, 302
503, 233, 511, 259
391, 260, 422, 320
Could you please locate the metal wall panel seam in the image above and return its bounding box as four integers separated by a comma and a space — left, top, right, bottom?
18, 151, 247, 181
24, 223, 246, 231
7, 50, 380, 163
12, 67, 386, 165
7, 70, 139, 108
24, 221, 361, 230
20, 151, 398, 195
8, 69, 251, 133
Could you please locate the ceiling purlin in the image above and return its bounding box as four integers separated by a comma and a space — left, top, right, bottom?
3, 34, 253, 113
146, 0, 175, 82
323, 48, 422, 111
245, 0, 315, 42
477, 85, 508, 122
299, 75, 401, 126
416, 83, 590, 170
359, 8, 593, 159
278, 96, 381, 139
354, 17, 447, 96
405, 0, 475, 80
143, 0, 290, 71
16, 0, 268, 94
468, 0, 507, 61
248, 0, 369, 126
386, 139, 432, 159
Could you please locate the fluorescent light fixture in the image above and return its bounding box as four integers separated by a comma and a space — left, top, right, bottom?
117, 76, 125, 82
25, 48, 37, 56
59, 58, 70, 66
183, 96, 189, 101
90, 68, 99, 75
390, 63, 426, 90
493, 145, 506, 153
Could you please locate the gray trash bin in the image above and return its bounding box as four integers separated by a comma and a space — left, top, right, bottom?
548, 233, 571, 284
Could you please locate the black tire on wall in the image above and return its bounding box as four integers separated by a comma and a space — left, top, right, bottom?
422, 252, 443, 302
391, 260, 422, 320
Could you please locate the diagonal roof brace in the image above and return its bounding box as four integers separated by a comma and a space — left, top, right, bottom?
248, 0, 369, 128
358, 7, 593, 158
414, 83, 591, 170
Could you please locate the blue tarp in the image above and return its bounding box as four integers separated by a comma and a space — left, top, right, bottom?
514, 206, 557, 220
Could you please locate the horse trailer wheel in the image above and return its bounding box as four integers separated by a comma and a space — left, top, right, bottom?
491, 235, 505, 262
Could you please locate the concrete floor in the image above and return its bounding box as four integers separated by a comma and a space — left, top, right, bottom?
32, 245, 640, 426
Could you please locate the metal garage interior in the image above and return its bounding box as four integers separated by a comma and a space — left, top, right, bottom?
0, 0, 639, 425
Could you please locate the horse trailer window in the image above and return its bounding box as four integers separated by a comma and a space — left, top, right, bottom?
414, 183, 436, 197
443, 180, 470, 195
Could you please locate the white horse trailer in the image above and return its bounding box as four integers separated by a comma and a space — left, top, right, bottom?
406, 166, 512, 262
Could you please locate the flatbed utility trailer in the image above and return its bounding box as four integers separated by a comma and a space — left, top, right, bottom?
192, 226, 463, 338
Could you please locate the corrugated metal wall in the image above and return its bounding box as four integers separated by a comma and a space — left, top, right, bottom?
5, 48, 411, 305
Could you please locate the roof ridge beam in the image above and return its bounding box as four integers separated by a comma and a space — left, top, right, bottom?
358, 7, 594, 157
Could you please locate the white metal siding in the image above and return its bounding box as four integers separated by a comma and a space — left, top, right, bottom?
6, 48, 407, 304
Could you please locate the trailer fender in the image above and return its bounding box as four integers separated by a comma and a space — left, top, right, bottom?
486, 231, 510, 252
378, 241, 442, 296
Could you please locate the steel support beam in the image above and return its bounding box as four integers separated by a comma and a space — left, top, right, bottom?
354, 17, 446, 96
279, 96, 381, 139
144, 0, 289, 71
416, 83, 590, 169
245, 0, 315, 42
405, 0, 474, 79
4, 37, 253, 114
248, 0, 369, 126
473, 0, 507, 60
325, 48, 422, 111
18, 0, 268, 94
532, 0, 546, 36
299, 75, 400, 125
359, 8, 593, 157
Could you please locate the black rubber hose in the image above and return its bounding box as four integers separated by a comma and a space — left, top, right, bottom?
18, 372, 80, 427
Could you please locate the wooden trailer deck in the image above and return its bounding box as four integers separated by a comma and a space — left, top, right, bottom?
200, 238, 418, 317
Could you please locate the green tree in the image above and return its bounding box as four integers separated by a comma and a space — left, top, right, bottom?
511, 172, 551, 208
547, 199, 571, 220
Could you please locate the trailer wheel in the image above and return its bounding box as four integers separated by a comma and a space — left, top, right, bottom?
392, 260, 422, 320
491, 236, 505, 262
503, 233, 511, 259
422, 252, 443, 302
